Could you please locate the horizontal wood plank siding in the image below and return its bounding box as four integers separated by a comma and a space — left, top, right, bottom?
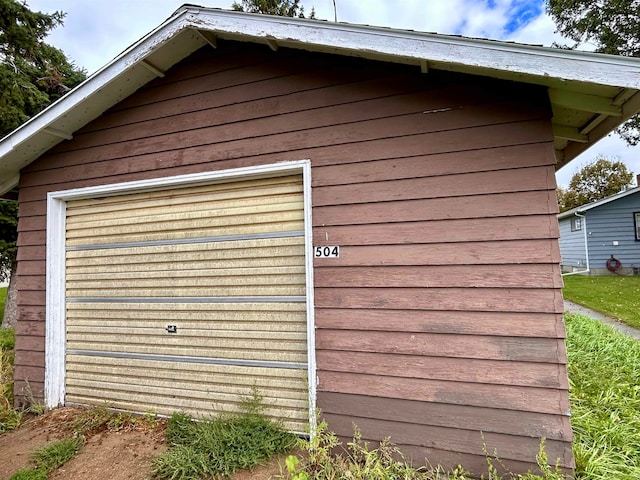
318, 391, 571, 440
315, 309, 566, 337
14, 41, 571, 473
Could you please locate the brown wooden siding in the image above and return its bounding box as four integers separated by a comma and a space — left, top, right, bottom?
14, 41, 571, 473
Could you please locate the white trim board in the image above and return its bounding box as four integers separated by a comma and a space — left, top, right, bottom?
45, 160, 317, 427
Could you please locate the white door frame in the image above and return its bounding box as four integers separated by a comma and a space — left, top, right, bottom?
45, 160, 316, 426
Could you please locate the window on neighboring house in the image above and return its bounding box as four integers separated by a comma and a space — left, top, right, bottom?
571, 217, 582, 231
635, 212, 640, 240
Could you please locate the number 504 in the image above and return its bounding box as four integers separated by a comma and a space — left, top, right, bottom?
314, 246, 339, 258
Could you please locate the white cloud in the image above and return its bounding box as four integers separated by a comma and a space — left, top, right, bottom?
28, 0, 229, 73
504, 8, 560, 45
316, 0, 469, 33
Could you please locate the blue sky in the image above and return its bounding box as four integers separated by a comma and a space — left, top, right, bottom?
26, 0, 640, 187
503, 1, 544, 33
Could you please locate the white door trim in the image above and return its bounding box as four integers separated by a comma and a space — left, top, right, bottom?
45, 160, 316, 425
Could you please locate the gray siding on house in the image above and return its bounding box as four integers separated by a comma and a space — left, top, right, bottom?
558, 216, 587, 269
586, 192, 640, 271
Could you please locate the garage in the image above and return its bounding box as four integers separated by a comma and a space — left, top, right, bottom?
47, 167, 314, 433
6, 5, 640, 473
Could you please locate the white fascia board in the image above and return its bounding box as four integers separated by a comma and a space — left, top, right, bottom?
180, 7, 640, 91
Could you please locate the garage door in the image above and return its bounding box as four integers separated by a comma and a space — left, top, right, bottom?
63, 174, 310, 432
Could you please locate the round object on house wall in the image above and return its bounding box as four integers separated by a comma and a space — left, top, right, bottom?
606, 255, 622, 272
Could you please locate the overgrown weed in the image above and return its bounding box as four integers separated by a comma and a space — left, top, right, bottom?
283, 420, 567, 480
71, 404, 138, 434
70, 404, 162, 438
154, 391, 297, 479
0, 327, 20, 433
0, 286, 7, 323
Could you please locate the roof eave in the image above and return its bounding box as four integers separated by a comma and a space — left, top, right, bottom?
176, 7, 640, 89
2, 5, 640, 195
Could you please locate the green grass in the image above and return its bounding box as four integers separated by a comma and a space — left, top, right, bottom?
153, 396, 298, 480
562, 275, 640, 329
1, 326, 18, 432
0, 286, 7, 320
0, 325, 14, 351
9, 437, 82, 480
7, 469, 47, 480
565, 313, 640, 479
31, 437, 83, 472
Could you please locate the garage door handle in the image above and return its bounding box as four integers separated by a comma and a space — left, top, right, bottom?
166, 325, 177, 333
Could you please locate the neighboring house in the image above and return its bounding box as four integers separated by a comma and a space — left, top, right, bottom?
559, 185, 640, 275
1, 5, 640, 476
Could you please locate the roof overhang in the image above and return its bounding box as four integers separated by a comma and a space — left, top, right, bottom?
2, 4, 640, 195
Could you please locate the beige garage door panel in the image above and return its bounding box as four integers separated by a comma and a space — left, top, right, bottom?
66, 238, 305, 270
65, 355, 309, 433
67, 338, 307, 365
66, 302, 307, 331
67, 355, 308, 392
65, 208, 303, 246
64, 174, 309, 431
65, 176, 303, 246
66, 176, 301, 217
67, 284, 305, 298
65, 265, 305, 283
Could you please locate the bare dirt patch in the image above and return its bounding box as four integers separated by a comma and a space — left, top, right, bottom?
49, 428, 167, 480
0, 407, 82, 478
0, 407, 291, 479
230, 453, 289, 480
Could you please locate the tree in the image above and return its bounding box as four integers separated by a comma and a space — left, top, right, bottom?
0, 1, 86, 325
0, 200, 17, 283
231, 0, 315, 18
0, 0, 86, 138
546, 0, 640, 144
557, 157, 634, 212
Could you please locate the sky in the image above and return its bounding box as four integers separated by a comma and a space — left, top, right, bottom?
26, 0, 640, 188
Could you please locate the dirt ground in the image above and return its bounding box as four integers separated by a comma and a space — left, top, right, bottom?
0, 407, 288, 480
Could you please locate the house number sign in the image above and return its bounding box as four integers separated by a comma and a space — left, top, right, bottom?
314, 246, 340, 258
